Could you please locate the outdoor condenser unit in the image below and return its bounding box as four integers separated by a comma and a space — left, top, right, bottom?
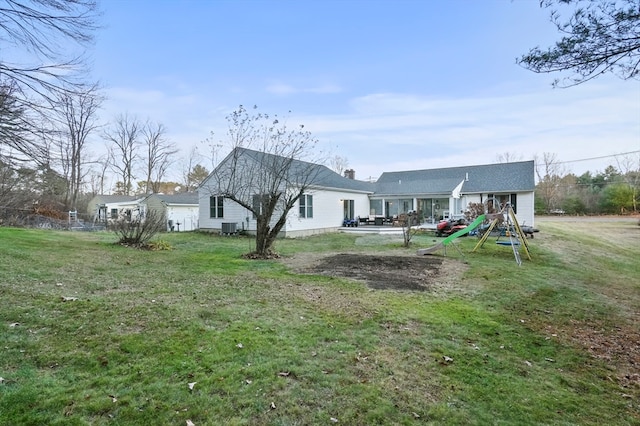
221, 222, 237, 234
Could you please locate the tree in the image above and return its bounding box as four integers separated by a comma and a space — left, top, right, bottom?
519, 0, 640, 87
141, 121, 177, 194
186, 164, 210, 191
615, 152, 640, 212
0, 1, 99, 163
496, 152, 523, 163
52, 83, 102, 209
535, 152, 568, 212
600, 182, 635, 213
329, 155, 349, 176
0, 0, 99, 101
206, 105, 324, 257
0, 82, 37, 162
104, 114, 141, 196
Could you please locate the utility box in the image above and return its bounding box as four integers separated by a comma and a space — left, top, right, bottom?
221, 222, 237, 235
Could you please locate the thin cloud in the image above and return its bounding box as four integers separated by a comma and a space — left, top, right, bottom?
265, 81, 342, 95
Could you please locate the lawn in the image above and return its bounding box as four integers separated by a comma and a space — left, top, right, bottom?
0, 217, 638, 425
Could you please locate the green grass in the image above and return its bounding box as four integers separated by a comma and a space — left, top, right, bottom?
0, 222, 638, 425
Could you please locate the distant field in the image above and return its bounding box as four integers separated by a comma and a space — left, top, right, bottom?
0, 216, 638, 425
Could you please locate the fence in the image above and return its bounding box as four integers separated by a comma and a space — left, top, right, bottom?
0, 207, 104, 231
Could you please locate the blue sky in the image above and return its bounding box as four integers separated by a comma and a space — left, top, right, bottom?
92, 0, 640, 182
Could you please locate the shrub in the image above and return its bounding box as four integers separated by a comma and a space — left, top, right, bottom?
110, 209, 166, 247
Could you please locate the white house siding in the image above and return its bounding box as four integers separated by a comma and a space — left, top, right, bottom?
166, 205, 199, 231
462, 193, 534, 227
104, 201, 141, 220
284, 189, 371, 238
198, 189, 370, 237
198, 192, 253, 233
515, 192, 534, 226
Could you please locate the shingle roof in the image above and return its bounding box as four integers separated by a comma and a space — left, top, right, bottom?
210, 148, 533, 197
226, 148, 374, 193
93, 195, 140, 204
373, 161, 535, 196
152, 192, 199, 205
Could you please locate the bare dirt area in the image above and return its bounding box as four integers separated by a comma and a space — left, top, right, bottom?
283, 252, 467, 293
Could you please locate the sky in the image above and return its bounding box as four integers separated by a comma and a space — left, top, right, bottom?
89, 0, 640, 183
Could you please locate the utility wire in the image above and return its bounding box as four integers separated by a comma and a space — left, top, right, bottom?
556, 150, 640, 165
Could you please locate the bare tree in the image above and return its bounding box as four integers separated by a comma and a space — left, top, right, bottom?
85, 153, 110, 195
535, 152, 568, 212
141, 121, 177, 194
0, 1, 99, 163
200, 131, 224, 170
0, 0, 99, 100
496, 152, 524, 163
104, 114, 141, 196
180, 145, 203, 192
206, 105, 324, 257
0, 81, 42, 162
51, 83, 102, 209
519, 0, 640, 87
329, 155, 349, 176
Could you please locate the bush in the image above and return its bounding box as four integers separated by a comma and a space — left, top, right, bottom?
110, 209, 166, 248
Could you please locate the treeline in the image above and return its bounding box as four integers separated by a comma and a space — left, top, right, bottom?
0, 1, 218, 220
535, 163, 640, 215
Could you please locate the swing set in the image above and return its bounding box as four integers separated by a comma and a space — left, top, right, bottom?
472, 202, 531, 266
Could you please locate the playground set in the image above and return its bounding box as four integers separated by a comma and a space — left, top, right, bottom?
416, 202, 532, 266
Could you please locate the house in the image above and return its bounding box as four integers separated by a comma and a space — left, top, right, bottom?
87, 194, 143, 223
140, 193, 199, 232
198, 148, 374, 237
372, 161, 536, 226
87, 193, 200, 232
197, 148, 536, 237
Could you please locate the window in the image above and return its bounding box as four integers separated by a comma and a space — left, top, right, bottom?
343, 199, 354, 220
487, 193, 517, 213
110, 208, 118, 218
209, 196, 224, 218
299, 194, 313, 218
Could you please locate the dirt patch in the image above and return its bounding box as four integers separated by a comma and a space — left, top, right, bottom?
284, 252, 467, 292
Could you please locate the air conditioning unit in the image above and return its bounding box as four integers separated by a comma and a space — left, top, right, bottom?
221, 222, 237, 235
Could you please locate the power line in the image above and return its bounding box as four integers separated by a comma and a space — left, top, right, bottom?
556, 150, 640, 165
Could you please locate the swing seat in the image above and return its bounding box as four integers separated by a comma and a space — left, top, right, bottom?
496, 241, 519, 246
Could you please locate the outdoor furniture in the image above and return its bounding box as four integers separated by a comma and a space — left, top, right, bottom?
342, 218, 358, 227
